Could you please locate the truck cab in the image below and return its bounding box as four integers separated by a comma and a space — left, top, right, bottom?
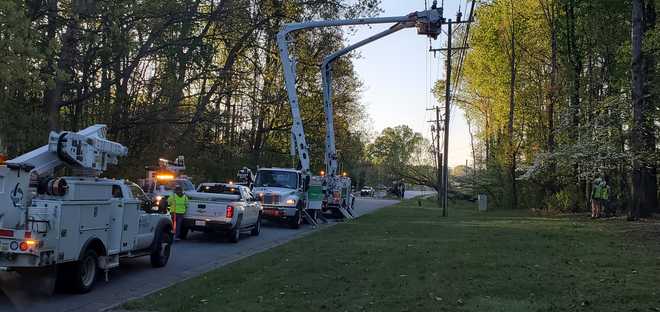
252, 168, 307, 229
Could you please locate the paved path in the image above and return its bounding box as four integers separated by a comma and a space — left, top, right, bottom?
0, 198, 398, 312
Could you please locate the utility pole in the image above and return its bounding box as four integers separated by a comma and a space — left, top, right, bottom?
429, 12, 471, 217
442, 19, 452, 217
427, 106, 443, 209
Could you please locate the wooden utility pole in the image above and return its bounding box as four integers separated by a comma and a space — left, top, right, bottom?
429, 11, 472, 217
441, 19, 452, 217
427, 106, 443, 209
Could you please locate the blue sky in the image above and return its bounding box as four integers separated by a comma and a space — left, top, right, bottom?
346, 0, 473, 167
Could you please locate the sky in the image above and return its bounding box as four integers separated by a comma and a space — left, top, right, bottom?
346, 0, 473, 167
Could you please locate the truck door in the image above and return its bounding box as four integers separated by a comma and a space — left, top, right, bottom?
128, 184, 157, 251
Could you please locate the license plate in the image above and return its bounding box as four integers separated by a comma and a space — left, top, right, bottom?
195, 220, 206, 226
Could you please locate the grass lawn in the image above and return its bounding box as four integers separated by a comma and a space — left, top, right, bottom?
123, 198, 660, 312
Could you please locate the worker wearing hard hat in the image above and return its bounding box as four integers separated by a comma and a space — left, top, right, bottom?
168, 185, 189, 240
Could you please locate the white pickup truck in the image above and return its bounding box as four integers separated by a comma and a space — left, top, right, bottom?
182, 183, 262, 243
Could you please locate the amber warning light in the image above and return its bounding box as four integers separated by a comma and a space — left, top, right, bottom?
156, 174, 175, 181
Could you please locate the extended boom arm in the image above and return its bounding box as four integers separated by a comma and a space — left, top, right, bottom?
276, 8, 444, 176
322, 22, 416, 176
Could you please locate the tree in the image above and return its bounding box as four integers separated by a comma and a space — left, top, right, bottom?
367, 125, 439, 192
630, 0, 658, 219
0, 0, 382, 185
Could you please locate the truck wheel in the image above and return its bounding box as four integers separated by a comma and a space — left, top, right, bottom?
151, 225, 173, 268
229, 222, 241, 243
288, 207, 302, 229
72, 249, 98, 293
251, 215, 262, 236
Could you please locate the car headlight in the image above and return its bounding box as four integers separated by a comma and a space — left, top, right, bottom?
285, 199, 296, 206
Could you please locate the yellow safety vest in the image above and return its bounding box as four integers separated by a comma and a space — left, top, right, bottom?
169, 194, 188, 214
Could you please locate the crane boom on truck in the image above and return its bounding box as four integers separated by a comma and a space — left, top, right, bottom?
277, 8, 443, 175
319, 21, 422, 219
270, 4, 444, 222
0, 125, 173, 294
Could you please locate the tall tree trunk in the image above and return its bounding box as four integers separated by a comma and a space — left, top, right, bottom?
540, 0, 559, 197
508, 0, 518, 209
630, 0, 658, 220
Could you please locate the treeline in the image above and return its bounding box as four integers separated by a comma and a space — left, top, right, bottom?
460, 0, 659, 217
0, 0, 379, 182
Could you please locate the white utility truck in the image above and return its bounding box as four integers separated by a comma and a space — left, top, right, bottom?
140, 156, 195, 212
252, 168, 308, 229
0, 125, 173, 293
183, 183, 262, 242
273, 4, 444, 222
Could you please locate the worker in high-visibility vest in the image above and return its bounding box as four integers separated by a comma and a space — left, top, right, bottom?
591, 177, 609, 219
168, 185, 189, 240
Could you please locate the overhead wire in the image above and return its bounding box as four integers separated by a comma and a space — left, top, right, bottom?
448, 0, 476, 133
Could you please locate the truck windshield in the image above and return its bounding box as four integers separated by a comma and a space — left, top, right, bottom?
158, 179, 195, 191
198, 184, 241, 196
254, 171, 298, 189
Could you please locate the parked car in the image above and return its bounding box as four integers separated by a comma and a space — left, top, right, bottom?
360, 186, 375, 197
182, 183, 262, 243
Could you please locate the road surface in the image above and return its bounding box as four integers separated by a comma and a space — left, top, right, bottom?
0, 198, 398, 312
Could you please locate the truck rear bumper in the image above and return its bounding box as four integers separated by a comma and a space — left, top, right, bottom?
182, 218, 235, 233
0, 251, 56, 268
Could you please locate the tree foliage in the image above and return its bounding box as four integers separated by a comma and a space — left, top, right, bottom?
0, 0, 380, 183
460, 0, 659, 213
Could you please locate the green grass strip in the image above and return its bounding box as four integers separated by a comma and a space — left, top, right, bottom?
123, 199, 660, 312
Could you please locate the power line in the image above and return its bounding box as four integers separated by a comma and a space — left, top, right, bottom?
451, 0, 476, 102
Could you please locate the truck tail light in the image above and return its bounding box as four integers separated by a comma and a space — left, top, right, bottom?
226, 205, 234, 218
19, 240, 37, 252
0, 229, 14, 237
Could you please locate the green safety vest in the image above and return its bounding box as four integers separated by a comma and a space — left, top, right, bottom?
592, 185, 601, 199
601, 186, 609, 200
592, 185, 609, 200
169, 194, 189, 214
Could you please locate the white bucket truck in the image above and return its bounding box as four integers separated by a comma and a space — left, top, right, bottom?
0, 125, 173, 293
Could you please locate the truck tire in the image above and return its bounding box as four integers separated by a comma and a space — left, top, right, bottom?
72, 249, 98, 293
151, 225, 173, 268
251, 214, 262, 236
288, 206, 302, 229
229, 219, 241, 243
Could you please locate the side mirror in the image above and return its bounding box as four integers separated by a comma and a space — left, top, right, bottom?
141, 200, 153, 212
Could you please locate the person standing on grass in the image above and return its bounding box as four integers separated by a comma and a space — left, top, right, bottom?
168, 185, 189, 240
591, 177, 603, 218
599, 179, 610, 217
